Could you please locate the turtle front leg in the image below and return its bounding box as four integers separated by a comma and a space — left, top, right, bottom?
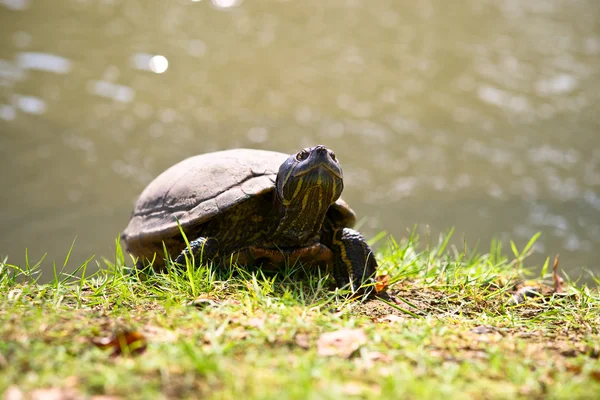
173, 237, 219, 267
325, 228, 378, 295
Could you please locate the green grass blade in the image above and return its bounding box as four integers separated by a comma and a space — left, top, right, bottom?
379, 297, 422, 318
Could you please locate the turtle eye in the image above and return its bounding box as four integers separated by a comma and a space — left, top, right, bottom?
296, 150, 309, 161
330, 152, 337, 161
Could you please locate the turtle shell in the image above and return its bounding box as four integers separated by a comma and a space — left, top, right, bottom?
122, 149, 356, 252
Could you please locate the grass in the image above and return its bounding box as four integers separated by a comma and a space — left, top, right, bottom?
1, 231, 599, 399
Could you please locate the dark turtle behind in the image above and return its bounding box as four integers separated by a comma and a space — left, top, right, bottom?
122, 145, 378, 293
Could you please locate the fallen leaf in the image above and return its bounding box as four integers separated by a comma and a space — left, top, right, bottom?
4, 385, 24, 400
565, 364, 582, 374
29, 388, 81, 400
563, 364, 600, 382
294, 333, 310, 349
552, 254, 564, 293
373, 314, 404, 324
90, 397, 121, 400
341, 382, 365, 396
341, 381, 380, 396
518, 384, 535, 397
375, 274, 390, 293
91, 397, 122, 400
246, 317, 265, 329
91, 330, 147, 356
317, 328, 366, 358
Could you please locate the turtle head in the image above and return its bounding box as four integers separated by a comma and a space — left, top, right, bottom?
271, 145, 344, 243
276, 145, 344, 207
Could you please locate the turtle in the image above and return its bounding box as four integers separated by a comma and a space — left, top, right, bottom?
122, 145, 378, 293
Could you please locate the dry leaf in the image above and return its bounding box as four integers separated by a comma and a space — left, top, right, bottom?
4, 386, 24, 400
90, 397, 121, 400
246, 317, 265, 329
294, 333, 310, 349
91, 330, 147, 356
375, 274, 390, 293
552, 254, 564, 293
317, 328, 366, 358
565, 364, 600, 382
341, 381, 380, 396
29, 388, 81, 400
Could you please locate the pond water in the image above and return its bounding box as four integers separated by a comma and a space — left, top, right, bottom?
1, 0, 599, 282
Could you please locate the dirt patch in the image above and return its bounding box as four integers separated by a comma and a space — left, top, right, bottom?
355, 282, 459, 319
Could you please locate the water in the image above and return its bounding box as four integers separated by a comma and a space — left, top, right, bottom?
1, 0, 599, 282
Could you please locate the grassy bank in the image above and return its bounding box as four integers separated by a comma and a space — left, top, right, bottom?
1, 232, 599, 399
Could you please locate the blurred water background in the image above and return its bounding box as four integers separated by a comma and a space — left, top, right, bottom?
0, 0, 599, 282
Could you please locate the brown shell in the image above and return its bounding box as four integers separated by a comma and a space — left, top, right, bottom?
122, 149, 355, 245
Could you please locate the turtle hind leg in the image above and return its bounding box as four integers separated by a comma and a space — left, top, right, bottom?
173, 237, 219, 268
325, 227, 378, 296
